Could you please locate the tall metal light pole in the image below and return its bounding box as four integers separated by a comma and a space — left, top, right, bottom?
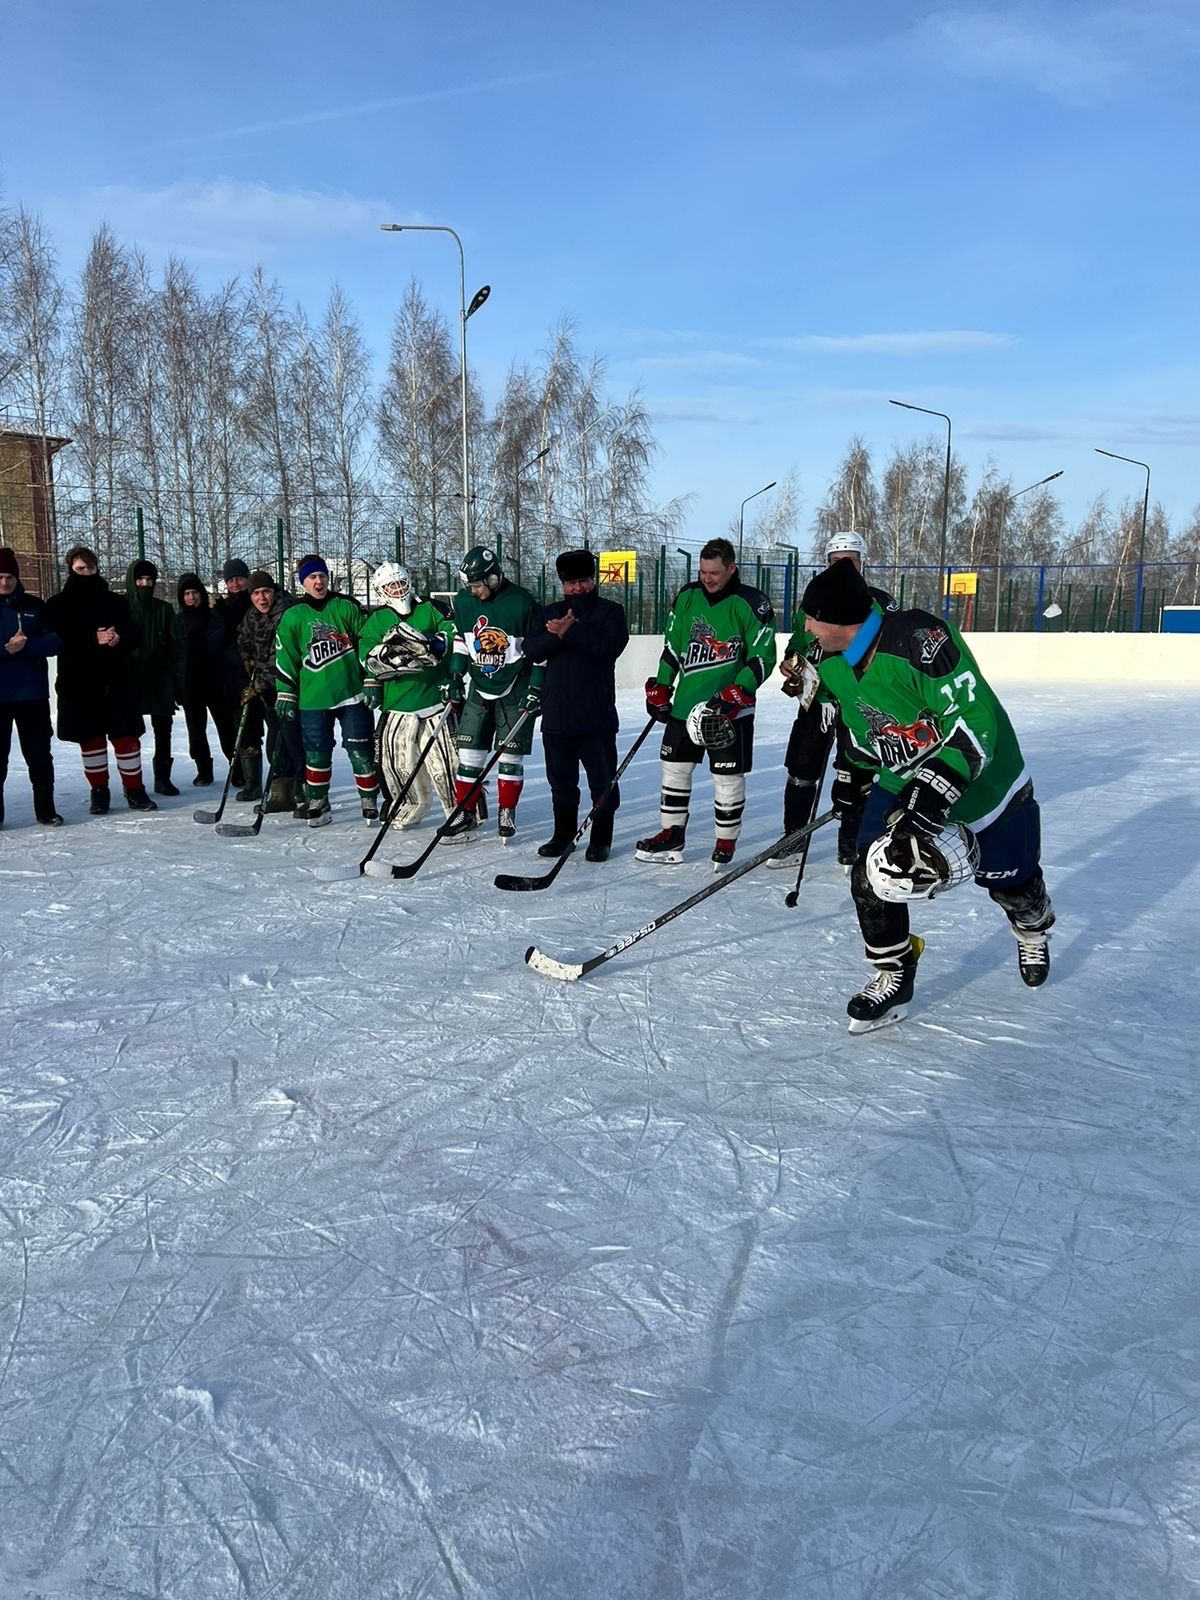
738, 481, 776, 564
890, 398, 952, 615
994, 470, 1063, 630
514, 445, 550, 571
1095, 448, 1152, 632
380, 223, 489, 554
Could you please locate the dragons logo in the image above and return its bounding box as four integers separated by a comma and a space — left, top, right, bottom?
307, 619, 353, 669
682, 617, 740, 674
857, 702, 941, 769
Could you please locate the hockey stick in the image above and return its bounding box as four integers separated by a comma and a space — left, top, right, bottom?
365, 708, 536, 881
193, 704, 251, 825
216, 721, 284, 839
311, 703, 454, 881
782, 721, 837, 909
526, 809, 836, 982
494, 715, 656, 892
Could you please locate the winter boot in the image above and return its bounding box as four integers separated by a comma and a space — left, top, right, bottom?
538, 802, 579, 858
263, 776, 295, 814
89, 785, 111, 816
586, 805, 615, 863
1012, 924, 1051, 988
125, 785, 158, 813
33, 786, 64, 826
235, 751, 263, 803
847, 937, 924, 1034
635, 825, 686, 863
193, 757, 214, 786
153, 756, 180, 797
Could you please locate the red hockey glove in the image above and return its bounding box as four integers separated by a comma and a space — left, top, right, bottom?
645, 679, 672, 723
708, 684, 756, 718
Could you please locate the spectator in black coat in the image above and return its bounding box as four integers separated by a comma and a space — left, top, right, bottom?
44, 546, 156, 815
175, 573, 236, 786
0, 545, 62, 827
208, 558, 253, 787
522, 549, 629, 861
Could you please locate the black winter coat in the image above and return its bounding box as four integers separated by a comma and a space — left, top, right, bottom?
175, 575, 219, 705
44, 572, 145, 742
522, 587, 628, 734
125, 562, 180, 719
208, 591, 252, 699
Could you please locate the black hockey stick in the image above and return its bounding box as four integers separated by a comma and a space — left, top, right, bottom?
216, 722, 284, 839
312, 703, 454, 881
783, 721, 837, 909
526, 810, 836, 982
193, 704, 251, 825
494, 715, 656, 892
365, 708, 535, 881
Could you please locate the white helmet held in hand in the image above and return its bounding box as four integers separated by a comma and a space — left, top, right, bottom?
825, 530, 867, 564
865, 824, 979, 902
684, 702, 736, 752
372, 562, 415, 615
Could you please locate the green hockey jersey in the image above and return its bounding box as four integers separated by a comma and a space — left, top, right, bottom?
451, 579, 544, 701
275, 594, 365, 710
818, 606, 1028, 828
359, 599, 454, 714
654, 578, 776, 721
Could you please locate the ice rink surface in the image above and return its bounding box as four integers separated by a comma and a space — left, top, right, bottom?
1, 683, 1198, 1599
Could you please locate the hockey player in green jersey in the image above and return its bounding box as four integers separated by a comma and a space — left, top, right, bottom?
275, 554, 380, 827
800, 558, 1055, 1032
636, 537, 776, 866
360, 563, 457, 829
449, 544, 544, 840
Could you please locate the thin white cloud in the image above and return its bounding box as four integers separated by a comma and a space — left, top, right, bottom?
639, 350, 764, 374
83, 179, 403, 249
767, 331, 1015, 356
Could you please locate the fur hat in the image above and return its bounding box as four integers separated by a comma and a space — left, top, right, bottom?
555, 549, 596, 583
801, 559, 873, 625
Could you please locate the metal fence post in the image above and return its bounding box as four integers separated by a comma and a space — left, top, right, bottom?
1035, 565, 1046, 631
276, 519, 285, 586
136, 505, 145, 562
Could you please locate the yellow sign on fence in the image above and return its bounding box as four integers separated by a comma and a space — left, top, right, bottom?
598, 550, 637, 584
945, 571, 978, 596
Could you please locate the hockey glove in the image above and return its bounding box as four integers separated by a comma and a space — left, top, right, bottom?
362, 682, 383, 711
645, 679, 672, 723
830, 762, 874, 820
277, 691, 298, 723
523, 685, 542, 715
240, 682, 260, 705
426, 632, 448, 659
890, 759, 966, 841
707, 684, 756, 718
446, 675, 466, 714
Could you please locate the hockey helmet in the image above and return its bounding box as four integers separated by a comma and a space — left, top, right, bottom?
865, 824, 979, 903
371, 561, 415, 614
684, 701, 736, 752
825, 529, 867, 564
459, 544, 503, 592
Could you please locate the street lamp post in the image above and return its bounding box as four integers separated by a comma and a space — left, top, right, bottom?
738, 481, 776, 565
1095, 448, 1152, 632
890, 399, 952, 615
380, 223, 489, 554
513, 445, 550, 572
993, 471, 1063, 630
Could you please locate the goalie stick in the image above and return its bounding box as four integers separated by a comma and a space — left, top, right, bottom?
194, 704, 251, 825
310, 703, 455, 881
526, 810, 836, 981
493, 715, 656, 893
364, 708, 535, 881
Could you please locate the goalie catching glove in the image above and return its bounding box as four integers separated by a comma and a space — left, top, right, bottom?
365, 619, 447, 681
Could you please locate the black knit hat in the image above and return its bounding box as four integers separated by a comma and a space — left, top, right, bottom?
132, 559, 158, 582
222, 558, 251, 582
247, 569, 277, 592
0, 547, 18, 578
556, 548, 596, 582
802, 559, 873, 625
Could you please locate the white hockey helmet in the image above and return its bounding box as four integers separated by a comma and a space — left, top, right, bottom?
865, 824, 979, 903
826, 530, 867, 564
372, 561, 415, 615
684, 701, 736, 752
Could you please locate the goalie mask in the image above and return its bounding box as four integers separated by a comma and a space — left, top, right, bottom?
684, 702, 736, 752
865, 823, 980, 903
372, 561, 415, 616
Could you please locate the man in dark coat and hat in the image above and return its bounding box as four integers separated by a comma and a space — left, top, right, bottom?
0, 545, 62, 827
126, 559, 182, 795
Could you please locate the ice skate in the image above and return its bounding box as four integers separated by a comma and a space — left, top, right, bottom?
711, 838, 736, 870
847, 937, 925, 1034
635, 825, 685, 864
1013, 925, 1051, 987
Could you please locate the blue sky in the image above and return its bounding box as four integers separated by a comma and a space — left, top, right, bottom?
5, 0, 1198, 545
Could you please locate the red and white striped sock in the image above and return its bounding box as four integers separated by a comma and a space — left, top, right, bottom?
112, 736, 144, 792
81, 739, 109, 790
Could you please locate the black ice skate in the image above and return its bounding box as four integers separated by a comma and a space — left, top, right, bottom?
1013, 925, 1051, 987
635, 825, 685, 864
361, 798, 380, 827
307, 798, 332, 828
847, 936, 925, 1034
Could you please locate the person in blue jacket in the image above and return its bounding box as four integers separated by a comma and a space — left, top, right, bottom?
522, 549, 629, 861
0, 546, 62, 827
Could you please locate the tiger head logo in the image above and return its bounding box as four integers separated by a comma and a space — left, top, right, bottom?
472, 617, 512, 675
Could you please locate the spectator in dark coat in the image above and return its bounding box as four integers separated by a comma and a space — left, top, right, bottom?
44, 545, 156, 815
0, 545, 62, 827
125, 559, 181, 796
209, 558, 253, 788
521, 548, 629, 861
236, 570, 302, 811
175, 573, 235, 786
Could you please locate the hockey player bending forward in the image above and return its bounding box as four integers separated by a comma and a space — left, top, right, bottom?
449, 545, 544, 840
638, 537, 776, 866
359, 563, 457, 828
800, 559, 1055, 1032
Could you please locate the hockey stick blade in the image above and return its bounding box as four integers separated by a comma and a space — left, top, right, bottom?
193, 808, 220, 825
524, 945, 585, 982
312, 862, 366, 881
496, 871, 554, 893
215, 820, 262, 838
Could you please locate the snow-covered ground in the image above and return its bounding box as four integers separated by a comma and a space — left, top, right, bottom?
2, 683, 1198, 1599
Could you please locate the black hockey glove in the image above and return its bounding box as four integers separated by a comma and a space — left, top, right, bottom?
830, 762, 874, 820
889, 759, 965, 842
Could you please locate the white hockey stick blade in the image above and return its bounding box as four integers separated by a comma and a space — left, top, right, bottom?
312, 863, 363, 881
362, 859, 399, 879
524, 946, 584, 982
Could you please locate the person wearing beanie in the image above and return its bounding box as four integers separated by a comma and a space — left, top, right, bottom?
208, 557, 254, 790
772, 534, 897, 874
635, 537, 776, 868
522, 549, 628, 861
44, 548, 157, 815
359, 563, 457, 830
237, 569, 303, 813
801, 579, 1054, 1032
125, 559, 181, 796
274, 554, 379, 826
0, 546, 63, 828
174, 573, 226, 786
